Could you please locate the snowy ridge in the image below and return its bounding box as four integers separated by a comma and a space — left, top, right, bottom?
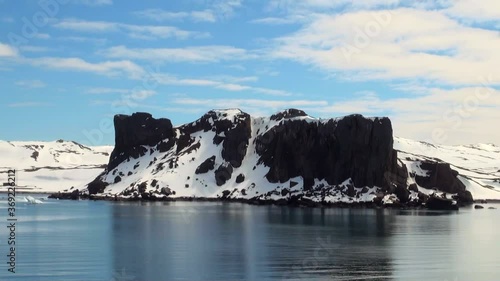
395, 137, 500, 200
0, 140, 113, 193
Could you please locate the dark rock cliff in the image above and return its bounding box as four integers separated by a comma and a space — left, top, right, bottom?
256, 115, 398, 190
109, 112, 174, 170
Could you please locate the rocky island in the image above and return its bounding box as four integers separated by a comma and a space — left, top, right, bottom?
51, 109, 474, 208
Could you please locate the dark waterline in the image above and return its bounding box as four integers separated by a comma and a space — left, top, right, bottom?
0, 195, 499, 281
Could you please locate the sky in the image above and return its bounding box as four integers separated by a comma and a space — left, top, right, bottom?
0, 0, 499, 146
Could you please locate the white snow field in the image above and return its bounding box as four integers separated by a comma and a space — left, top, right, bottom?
0, 140, 112, 193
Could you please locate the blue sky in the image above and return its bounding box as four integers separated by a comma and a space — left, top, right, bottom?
0, 0, 499, 146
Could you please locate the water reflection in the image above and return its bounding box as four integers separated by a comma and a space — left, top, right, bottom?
1, 198, 499, 281
111, 203, 396, 281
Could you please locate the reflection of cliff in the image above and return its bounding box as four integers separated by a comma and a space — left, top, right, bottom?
111, 202, 268, 281
111, 203, 396, 280
265, 207, 395, 280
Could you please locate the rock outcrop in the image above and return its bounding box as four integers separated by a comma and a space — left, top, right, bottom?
72, 109, 475, 206
415, 161, 473, 203
109, 112, 174, 170
256, 115, 397, 190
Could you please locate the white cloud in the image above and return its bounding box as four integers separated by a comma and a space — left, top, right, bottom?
445, 0, 500, 22
134, 9, 216, 22
54, 19, 208, 40
0, 43, 18, 57
270, 8, 500, 85
100, 45, 253, 62
15, 80, 46, 88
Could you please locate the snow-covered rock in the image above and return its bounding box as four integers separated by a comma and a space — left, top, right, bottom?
395, 138, 500, 200
68, 109, 494, 205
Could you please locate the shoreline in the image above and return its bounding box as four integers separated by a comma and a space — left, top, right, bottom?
4, 191, 497, 208
2, 190, 497, 205
46, 192, 487, 210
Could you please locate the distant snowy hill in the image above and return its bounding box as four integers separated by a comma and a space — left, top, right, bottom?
395, 138, 500, 200
0, 140, 113, 193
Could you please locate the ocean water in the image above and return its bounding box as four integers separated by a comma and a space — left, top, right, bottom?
0, 195, 499, 281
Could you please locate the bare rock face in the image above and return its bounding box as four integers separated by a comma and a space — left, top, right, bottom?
87, 171, 108, 194
255, 114, 397, 190
109, 112, 174, 170
415, 161, 473, 203
195, 156, 216, 174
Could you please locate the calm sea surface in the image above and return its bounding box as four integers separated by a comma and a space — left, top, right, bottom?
0, 194, 499, 281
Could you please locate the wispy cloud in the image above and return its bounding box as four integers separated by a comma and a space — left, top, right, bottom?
86, 87, 130, 94
207, 0, 243, 20
134, 9, 216, 23
20, 46, 54, 53
99, 45, 253, 62
59, 36, 108, 46
154, 73, 292, 96
87, 87, 156, 100
15, 80, 46, 88
30, 57, 145, 78
54, 18, 209, 40
250, 17, 297, 25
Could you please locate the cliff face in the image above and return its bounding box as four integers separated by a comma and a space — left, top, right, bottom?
83, 109, 473, 205
109, 113, 174, 170
256, 115, 395, 190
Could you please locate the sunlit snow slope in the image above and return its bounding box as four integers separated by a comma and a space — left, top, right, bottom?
0, 140, 113, 193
